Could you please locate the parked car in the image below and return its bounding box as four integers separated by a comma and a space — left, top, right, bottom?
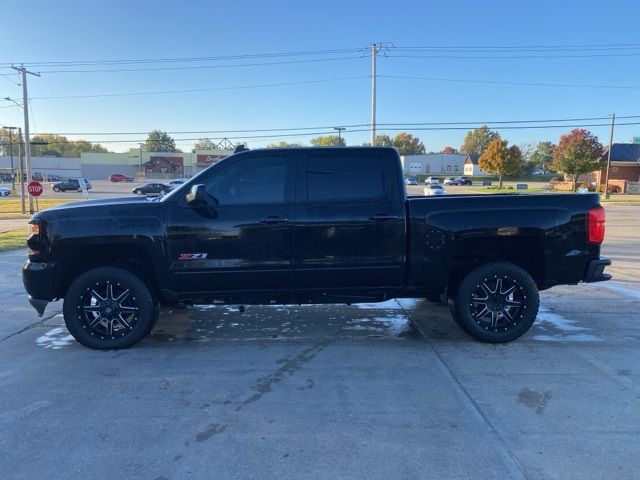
51, 178, 92, 192
404, 177, 418, 186
109, 173, 135, 182
31, 172, 44, 182
46, 174, 61, 182
0, 186, 11, 197
23, 146, 611, 349
424, 176, 441, 185
0, 173, 14, 182
424, 184, 446, 196
444, 177, 459, 186
458, 176, 472, 185
168, 179, 187, 188
133, 183, 172, 196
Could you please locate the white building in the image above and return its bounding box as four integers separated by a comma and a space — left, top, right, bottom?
463, 154, 491, 177
401, 153, 468, 176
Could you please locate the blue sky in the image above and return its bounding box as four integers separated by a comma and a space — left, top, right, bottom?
1, 0, 639, 152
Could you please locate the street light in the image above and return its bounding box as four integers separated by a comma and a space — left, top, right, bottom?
334, 127, 346, 146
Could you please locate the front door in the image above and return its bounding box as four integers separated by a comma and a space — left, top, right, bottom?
166, 152, 295, 294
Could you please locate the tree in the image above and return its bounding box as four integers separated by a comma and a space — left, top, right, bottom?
392, 132, 425, 155
30, 134, 109, 157
460, 125, 501, 156
478, 138, 524, 188
441, 146, 458, 154
143, 130, 178, 152
0, 127, 21, 156
551, 129, 603, 191
266, 141, 303, 148
193, 138, 218, 150
310, 135, 345, 147
529, 141, 555, 173
362, 134, 393, 147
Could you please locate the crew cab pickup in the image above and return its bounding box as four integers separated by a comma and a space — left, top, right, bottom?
23, 147, 611, 349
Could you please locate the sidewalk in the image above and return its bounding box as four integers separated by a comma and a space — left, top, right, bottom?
0, 218, 27, 233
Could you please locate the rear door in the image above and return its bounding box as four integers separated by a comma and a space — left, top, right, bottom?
293, 150, 405, 289
166, 151, 296, 293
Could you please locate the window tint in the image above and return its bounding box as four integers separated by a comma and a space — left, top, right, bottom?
206, 156, 286, 205
306, 154, 384, 202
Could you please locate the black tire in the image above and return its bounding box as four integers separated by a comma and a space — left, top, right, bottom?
63, 267, 155, 349
135, 189, 143, 195
452, 262, 539, 343
53, 186, 60, 192
159, 189, 166, 195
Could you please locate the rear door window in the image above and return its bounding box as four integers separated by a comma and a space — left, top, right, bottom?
305, 153, 385, 202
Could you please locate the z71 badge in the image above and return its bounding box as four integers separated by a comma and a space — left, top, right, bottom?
178, 253, 208, 260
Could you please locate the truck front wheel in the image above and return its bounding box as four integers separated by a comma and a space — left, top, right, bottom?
452, 262, 539, 343
63, 267, 156, 349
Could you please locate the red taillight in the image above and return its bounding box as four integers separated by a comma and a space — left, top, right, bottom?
587, 206, 605, 244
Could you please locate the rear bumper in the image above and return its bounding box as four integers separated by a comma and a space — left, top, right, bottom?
583, 258, 612, 283
22, 261, 56, 316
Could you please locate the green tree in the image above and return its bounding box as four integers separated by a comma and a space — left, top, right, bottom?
0, 127, 21, 156
143, 130, 178, 152
529, 141, 555, 173
266, 141, 303, 148
30, 134, 108, 157
479, 138, 524, 188
392, 132, 425, 155
362, 134, 393, 147
310, 135, 345, 147
551, 129, 603, 191
193, 138, 218, 150
460, 125, 501, 156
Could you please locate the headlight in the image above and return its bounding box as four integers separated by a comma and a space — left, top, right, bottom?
28, 222, 40, 237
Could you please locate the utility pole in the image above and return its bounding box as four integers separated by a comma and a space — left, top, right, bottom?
12, 65, 40, 213
334, 127, 346, 145
370, 43, 382, 146
18, 127, 25, 214
604, 113, 616, 197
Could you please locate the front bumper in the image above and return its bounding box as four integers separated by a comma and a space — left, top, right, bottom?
22, 261, 56, 316
583, 258, 612, 283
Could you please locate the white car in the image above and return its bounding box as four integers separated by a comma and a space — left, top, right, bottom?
168, 179, 187, 188
0, 186, 11, 197
424, 176, 441, 185
424, 184, 446, 196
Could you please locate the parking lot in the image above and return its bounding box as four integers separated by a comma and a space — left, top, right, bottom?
0, 199, 637, 478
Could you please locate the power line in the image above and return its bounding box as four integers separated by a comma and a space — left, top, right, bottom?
18, 76, 368, 101
381, 74, 640, 90
390, 52, 640, 60
0, 55, 365, 75
0, 48, 366, 68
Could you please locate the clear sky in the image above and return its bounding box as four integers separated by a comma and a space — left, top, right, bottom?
1, 0, 639, 152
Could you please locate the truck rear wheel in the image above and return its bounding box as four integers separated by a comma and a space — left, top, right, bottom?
452, 262, 539, 343
63, 267, 155, 349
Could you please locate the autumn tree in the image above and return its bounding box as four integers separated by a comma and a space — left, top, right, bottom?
551, 129, 603, 191
266, 141, 303, 148
460, 125, 501, 156
392, 132, 425, 155
193, 138, 218, 150
310, 135, 345, 147
529, 141, 555, 173
143, 130, 178, 152
441, 146, 458, 154
478, 138, 524, 188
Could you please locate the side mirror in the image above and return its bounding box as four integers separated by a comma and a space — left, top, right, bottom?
186, 184, 207, 206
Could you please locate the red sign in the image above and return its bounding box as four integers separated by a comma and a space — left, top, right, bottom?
197, 154, 227, 165
28, 181, 43, 197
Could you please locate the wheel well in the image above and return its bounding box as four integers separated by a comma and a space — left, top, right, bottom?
446, 237, 544, 298
55, 243, 159, 299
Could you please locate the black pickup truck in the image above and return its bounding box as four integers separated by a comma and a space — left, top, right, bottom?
23, 147, 610, 349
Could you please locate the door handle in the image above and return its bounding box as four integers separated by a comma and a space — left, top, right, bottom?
260, 216, 289, 224
369, 214, 399, 221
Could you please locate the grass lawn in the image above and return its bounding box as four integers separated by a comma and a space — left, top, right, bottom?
0, 198, 72, 218
0, 229, 26, 252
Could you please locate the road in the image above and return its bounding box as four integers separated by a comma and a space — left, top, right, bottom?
0, 204, 638, 479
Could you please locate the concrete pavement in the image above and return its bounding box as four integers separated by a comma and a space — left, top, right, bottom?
0, 205, 638, 479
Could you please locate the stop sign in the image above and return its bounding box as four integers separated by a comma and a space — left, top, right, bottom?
28, 181, 43, 197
